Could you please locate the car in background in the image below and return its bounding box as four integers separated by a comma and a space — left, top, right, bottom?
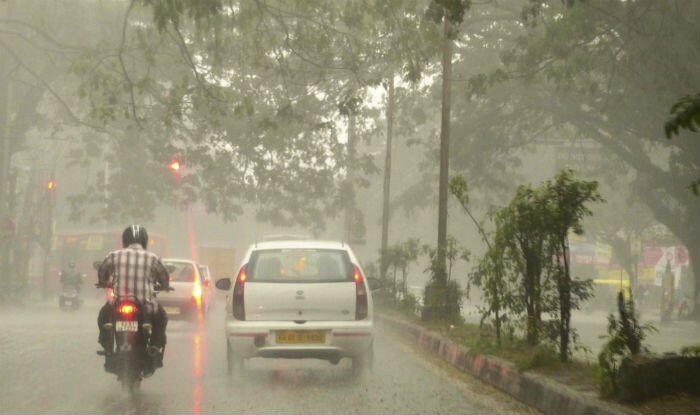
198, 264, 215, 307
215, 240, 374, 376
158, 258, 213, 321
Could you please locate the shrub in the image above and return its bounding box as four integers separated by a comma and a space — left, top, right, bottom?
596, 291, 656, 398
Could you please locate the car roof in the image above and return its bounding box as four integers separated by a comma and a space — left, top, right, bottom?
249, 240, 349, 251
162, 258, 197, 265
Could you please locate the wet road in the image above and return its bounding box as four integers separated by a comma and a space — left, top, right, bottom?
1, 296, 538, 414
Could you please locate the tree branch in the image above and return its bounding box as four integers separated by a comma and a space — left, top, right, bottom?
118, 0, 140, 125
0, 39, 107, 133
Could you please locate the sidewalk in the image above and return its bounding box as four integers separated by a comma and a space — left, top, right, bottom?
377, 313, 642, 415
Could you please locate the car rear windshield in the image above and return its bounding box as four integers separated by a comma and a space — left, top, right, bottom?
164, 261, 196, 282
248, 249, 352, 283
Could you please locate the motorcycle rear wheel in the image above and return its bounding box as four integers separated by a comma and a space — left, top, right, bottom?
120, 359, 141, 399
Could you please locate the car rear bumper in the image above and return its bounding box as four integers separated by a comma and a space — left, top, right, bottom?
158, 298, 206, 318
225, 319, 373, 359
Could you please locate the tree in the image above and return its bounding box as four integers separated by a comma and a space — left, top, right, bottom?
427, 0, 471, 278
458, 169, 599, 354
0, 0, 124, 296
458, 0, 700, 318
587, 178, 655, 295
543, 169, 601, 361
494, 185, 550, 346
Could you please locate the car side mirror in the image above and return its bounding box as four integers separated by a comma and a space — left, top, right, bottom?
215, 278, 232, 291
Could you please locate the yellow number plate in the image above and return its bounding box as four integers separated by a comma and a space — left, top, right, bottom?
275, 330, 325, 344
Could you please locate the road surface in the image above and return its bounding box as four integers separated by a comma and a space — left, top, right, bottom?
1, 296, 538, 414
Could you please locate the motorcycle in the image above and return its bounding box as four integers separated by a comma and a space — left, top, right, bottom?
59, 282, 84, 311
97, 286, 171, 397
58, 270, 86, 311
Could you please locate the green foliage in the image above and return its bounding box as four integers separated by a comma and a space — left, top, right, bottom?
680, 344, 700, 357
542, 169, 601, 361
398, 292, 421, 317
664, 93, 700, 196
469, 243, 520, 346
665, 93, 700, 138
426, 0, 471, 26
457, 0, 700, 318
422, 278, 463, 324
379, 238, 421, 304
454, 170, 599, 354
517, 344, 560, 371
494, 184, 550, 346
139, 0, 222, 32
422, 240, 465, 324
597, 291, 656, 398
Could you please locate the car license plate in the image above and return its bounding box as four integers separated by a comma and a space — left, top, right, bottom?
163, 306, 180, 315
115, 321, 138, 332
275, 330, 325, 344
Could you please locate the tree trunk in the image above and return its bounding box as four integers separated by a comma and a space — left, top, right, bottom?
0, 18, 12, 296
380, 77, 394, 281
685, 238, 700, 319
559, 239, 572, 362
521, 242, 543, 345
436, 17, 453, 279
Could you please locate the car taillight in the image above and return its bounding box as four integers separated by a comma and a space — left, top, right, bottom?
192, 282, 202, 300
117, 301, 137, 320
232, 265, 247, 320
353, 265, 368, 320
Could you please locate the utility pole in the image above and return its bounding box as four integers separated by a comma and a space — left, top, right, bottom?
436, 17, 453, 280
0, 0, 14, 296
380, 77, 395, 281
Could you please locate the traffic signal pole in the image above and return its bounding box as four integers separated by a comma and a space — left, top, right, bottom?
41, 176, 56, 300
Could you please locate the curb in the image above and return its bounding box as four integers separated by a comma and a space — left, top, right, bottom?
377, 313, 642, 415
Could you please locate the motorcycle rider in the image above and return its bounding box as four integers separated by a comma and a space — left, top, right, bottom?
60, 262, 83, 291
96, 225, 170, 373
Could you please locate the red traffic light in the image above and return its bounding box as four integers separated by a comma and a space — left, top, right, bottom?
169, 161, 181, 172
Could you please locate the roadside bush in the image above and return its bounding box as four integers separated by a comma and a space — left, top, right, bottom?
398, 292, 420, 317
680, 344, 700, 357
517, 344, 560, 371
422, 279, 463, 324
596, 291, 656, 398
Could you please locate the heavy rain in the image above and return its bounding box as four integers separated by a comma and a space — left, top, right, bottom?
0, 1, 699, 414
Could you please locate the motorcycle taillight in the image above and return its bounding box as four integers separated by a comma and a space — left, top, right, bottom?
117, 301, 137, 320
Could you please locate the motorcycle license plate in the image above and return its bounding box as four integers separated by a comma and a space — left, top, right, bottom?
115, 321, 138, 332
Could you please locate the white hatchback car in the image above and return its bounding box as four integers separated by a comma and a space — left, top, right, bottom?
158, 258, 213, 320
215, 240, 374, 375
